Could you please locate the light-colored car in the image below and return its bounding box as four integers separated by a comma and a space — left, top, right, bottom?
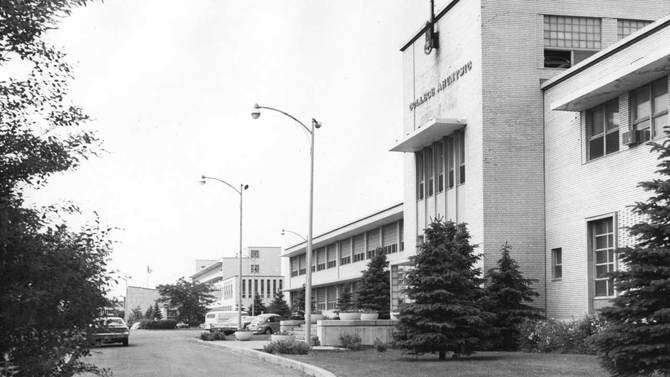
247, 314, 281, 334
217, 316, 254, 334
203, 310, 248, 330
89, 317, 129, 346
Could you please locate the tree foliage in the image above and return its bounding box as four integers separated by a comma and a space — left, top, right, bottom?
594, 139, 670, 377
394, 219, 492, 360
355, 251, 390, 318
267, 290, 291, 318
336, 288, 354, 312
157, 278, 215, 327
251, 293, 267, 315
482, 242, 543, 350
290, 288, 305, 319
0, 1, 115, 376
152, 302, 162, 320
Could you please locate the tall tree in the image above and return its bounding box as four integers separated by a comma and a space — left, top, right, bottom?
336, 288, 354, 312
251, 293, 267, 315
594, 140, 670, 377
482, 242, 543, 350
267, 290, 291, 318
152, 302, 163, 320
157, 278, 215, 326
355, 251, 390, 318
1, 1, 115, 376
394, 219, 492, 360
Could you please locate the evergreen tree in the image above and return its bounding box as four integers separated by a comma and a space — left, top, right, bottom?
251, 293, 266, 315
482, 242, 543, 350
337, 288, 354, 312
144, 305, 154, 320
355, 251, 390, 318
291, 288, 305, 319
267, 290, 291, 318
594, 140, 670, 377
152, 302, 163, 320
394, 218, 492, 360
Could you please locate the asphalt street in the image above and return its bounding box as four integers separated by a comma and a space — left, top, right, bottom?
80, 329, 305, 377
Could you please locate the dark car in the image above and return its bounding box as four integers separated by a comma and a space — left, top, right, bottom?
88, 317, 129, 346
247, 314, 281, 334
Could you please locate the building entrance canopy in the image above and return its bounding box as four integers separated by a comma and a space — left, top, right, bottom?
390, 118, 466, 152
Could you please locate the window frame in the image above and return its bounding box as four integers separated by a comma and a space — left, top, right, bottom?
631, 77, 668, 142
543, 15, 602, 69
551, 248, 563, 280
586, 98, 620, 161
416, 151, 425, 200
589, 217, 616, 298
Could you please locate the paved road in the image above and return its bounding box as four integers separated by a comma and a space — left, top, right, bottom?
81, 329, 304, 377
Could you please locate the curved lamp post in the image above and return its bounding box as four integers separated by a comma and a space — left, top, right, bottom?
251, 103, 320, 343
281, 228, 307, 242
200, 175, 249, 331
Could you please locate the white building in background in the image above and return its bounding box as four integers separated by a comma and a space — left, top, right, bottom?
191, 246, 284, 311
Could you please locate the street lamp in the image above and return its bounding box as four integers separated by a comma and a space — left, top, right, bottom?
200, 175, 249, 332
252, 103, 321, 343
281, 228, 307, 242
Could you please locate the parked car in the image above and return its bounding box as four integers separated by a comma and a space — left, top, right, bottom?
203, 310, 248, 330
247, 314, 281, 334
217, 316, 254, 335
88, 317, 129, 346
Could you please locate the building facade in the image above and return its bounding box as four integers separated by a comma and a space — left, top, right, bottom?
542, 16, 670, 319
283, 204, 404, 313
191, 246, 284, 311
391, 0, 670, 319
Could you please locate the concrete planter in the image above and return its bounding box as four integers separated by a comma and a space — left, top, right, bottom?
270, 334, 296, 342
308, 314, 325, 323
338, 312, 361, 321
234, 331, 253, 341
360, 312, 379, 320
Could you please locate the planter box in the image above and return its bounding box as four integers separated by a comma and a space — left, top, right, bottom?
271, 334, 296, 342
308, 314, 325, 323
339, 312, 361, 321
360, 312, 379, 320
234, 331, 253, 341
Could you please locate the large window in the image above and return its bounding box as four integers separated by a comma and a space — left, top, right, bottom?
414, 133, 466, 200
544, 15, 601, 68
352, 234, 365, 262
435, 142, 444, 193
617, 19, 652, 40
298, 254, 306, 275
340, 239, 351, 265
586, 99, 619, 160
250, 249, 259, 258
416, 151, 424, 200
326, 244, 337, 269
446, 136, 454, 189
425, 147, 434, 197
590, 218, 615, 298
290, 257, 298, 277
316, 248, 326, 271
631, 78, 668, 142
458, 132, 466, 185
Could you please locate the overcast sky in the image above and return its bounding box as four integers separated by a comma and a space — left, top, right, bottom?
24, 0, 442, 297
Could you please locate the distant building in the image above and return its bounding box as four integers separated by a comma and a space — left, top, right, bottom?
191, 246, 284, 312
125, 286, 164, 320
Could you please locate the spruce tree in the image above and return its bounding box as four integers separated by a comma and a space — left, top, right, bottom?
337, 289, 354, 312
355, 251, 391, 318
144, 305, 154, 320
153, 302, 163, 320
394, 219, 492, 359
594, 140, 670, 377
251, 293, 266, 315
482, 242, 543, 350
267, 290, 291, 318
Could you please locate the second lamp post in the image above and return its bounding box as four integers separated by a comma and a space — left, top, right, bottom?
251, 103, 320, 344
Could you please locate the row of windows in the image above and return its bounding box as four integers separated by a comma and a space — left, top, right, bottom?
415, 132, 465, 201
240, 278, 283, 299
291, 283, 358, 311
586, 77, 668, 161
550, 217, 615, 298
544, 16, 651, 69
289, 220, 404, 276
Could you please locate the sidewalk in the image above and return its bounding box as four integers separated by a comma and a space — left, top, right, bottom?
196, 339, 337, 377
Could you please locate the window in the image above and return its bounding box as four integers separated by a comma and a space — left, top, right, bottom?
298, 254, 306, 275
248, 279, 252, 297
366, 229, 380, 258
242, 278, 246, 298
458, 132, 466, 185
446, 136, 455, 188
254, 279, 258, 295
250, 249, 259, 259
399, 220, 404, 251
250, 264, 260, 273
435, 142, 444, 192
425, 147, 434, 196
278, 279, 282, 291
586, 99, 619, 160
273, 279, 276, 294
631, 78, 668, 142
290, 257, 298, 277
260, 278, 264, 297
353, 234, 365, 262
327, 244, 337, 269
544, 15, 601, 68
552, 248, 562, 280
617, 19, 652, 40
266, 279, 271, 297
340, 239, 351, 265
416, 151, 424, 200
317, 248, 326, 271
590, 218, 615, 297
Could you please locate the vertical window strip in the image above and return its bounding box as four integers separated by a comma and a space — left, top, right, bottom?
592, 218, 615, 297
458, 132, 466, 185
632, 77, 669, 141
425, 147, 434, 196
552, 248, 562, 279
436, 141, 444, 192
416, 151, 424, 200
446, 136, 454, 188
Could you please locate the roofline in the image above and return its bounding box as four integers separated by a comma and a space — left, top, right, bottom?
127, 286, 157, 291
285, 202, 403, 251
399, 0, 462, 52
190, 260, 222, 279
542, 15, 670, 91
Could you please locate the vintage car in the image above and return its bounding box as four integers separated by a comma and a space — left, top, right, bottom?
89, 317, 129, 346
247, 314, 281, 334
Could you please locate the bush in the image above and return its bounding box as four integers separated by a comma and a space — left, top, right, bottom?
138, 319, 177, 330
200, 331, 225, 341
310, 335, 320, 346
339, 333, 363, 350
374, 338, 387, 352
518, 316, 605, 354
263, 340, 311, 355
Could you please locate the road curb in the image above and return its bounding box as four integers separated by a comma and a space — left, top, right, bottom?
194, 339, 337, 377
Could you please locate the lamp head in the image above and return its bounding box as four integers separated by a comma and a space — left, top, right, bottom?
312, 118, 322, 129
199, 175, 206, 185
251, 103, 261, 119
243, 184, 249, 190
281, 229, 286, 236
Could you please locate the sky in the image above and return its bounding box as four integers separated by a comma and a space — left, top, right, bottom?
24, 0, 442, 297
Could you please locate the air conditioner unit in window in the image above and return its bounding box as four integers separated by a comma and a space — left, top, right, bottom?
622, 130, 637, 146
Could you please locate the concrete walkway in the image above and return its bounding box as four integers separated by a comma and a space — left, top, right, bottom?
197, 339, 338, 377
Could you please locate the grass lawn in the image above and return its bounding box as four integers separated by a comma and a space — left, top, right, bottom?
283, 349, 607, 377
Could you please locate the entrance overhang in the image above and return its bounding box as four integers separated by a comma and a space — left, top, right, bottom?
390, 118, 466, 152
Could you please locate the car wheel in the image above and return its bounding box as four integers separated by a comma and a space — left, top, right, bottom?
264, 328, 273, 335
122, 339, 129, 346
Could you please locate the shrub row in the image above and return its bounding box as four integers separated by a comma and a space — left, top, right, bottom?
200, 331, 225, 341
518, 315, 606, 354
263, 339, 311, 355
138, 319, 177, 329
